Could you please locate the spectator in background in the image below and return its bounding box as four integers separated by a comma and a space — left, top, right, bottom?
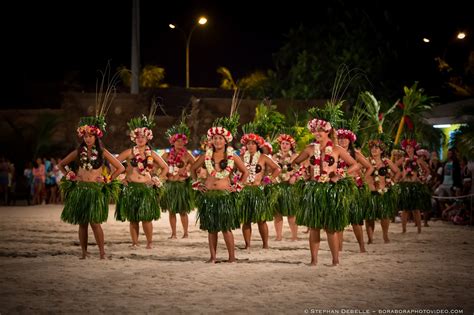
460, 157, 472, 196
434, 149, 461, 212
32, 157, 46, 205
0, 156, 9, 205
23, 161, 34, 204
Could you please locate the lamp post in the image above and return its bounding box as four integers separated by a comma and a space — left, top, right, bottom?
169, 17, 207, 88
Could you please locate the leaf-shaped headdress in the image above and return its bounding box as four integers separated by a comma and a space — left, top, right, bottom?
207, 89, 241, 143
166, 109, 191, 145
77, 63, 120, 138
127, 97, 159, 142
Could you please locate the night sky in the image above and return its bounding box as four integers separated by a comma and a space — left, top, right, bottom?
2, 0, 472, 108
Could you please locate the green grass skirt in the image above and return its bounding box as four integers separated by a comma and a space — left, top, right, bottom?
195, 190, 240, 233
349, 184, 370, 225
366, 186, 399, 220
296, 178, 357, 231
239, 185, 273, 223
398, 182, 432, 211
115, 182, 161, 222
60, 180, 120, 225
266, 182, 298, 217
160, 180, 195, 214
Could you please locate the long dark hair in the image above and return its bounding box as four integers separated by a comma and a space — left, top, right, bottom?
77, 137, 104, 169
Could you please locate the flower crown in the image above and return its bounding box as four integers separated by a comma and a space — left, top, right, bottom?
77, 116, 106, 138
276, 134, 296, 149
130, 127, 153, 142
169, 134, 188, 145
261, 141, 273, 154
77, 125, 104, 138
207, 126, 233, 143
337, 129, 357, 143
401, 139, 420, 150
368, 139, 387, 151
240, 133, 265, 147
308, 118, 332, 133
127, 114, 156, 142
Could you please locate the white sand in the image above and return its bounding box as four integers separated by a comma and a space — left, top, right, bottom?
0, 204, 473, 314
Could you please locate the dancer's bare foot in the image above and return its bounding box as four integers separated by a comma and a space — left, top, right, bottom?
367, 239, 373, 244
384, 239, 390, 244
146, 243, 153, 249
206, 258, 216, 264
263, 245, 269, 249
100, 253, 111, 260
308, 260, 317, 266
360, 248, 367, 253
182, 234, 189, 239
424, 223, 429, 227
129, 244, 139, 249
168, 235, 177, 239
325, 262, 339, 267
274, 237, 282, 241
291, 237, 301, 241
225, 258, 236, 263
80, 252, 90, 260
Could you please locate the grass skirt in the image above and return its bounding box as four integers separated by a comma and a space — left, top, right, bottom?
160, 180, 195, 214
115, 182, 161, 222
350, 184, 370, 225
366, 186, 399, 220
296, 178, 357, 231
60, 180, 120, 225
195, 190, 240, 233
266, 182, 298, 216
398, 182, 431, 211
239, 185, 273, 223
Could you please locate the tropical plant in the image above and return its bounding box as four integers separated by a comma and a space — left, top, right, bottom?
449, 106, 474, 159
392, 82, 436, 146
118, 65, 168, 89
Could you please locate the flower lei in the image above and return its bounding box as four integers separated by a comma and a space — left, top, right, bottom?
133, 145, 154, 176
403, 154, 419, 178
310, 141, 333, 183
167, 147, 187, 176
204, 146, 235, 179
275, 150, 293, 182
79, 145, 98, 170
244, 150, 261, 183
370, 157, 392, 194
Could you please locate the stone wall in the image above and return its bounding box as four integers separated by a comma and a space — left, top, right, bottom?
1, 89, 327, 158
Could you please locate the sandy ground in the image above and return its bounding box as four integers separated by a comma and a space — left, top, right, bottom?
0, 204, 473, 314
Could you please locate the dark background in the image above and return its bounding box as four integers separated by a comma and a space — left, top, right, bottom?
2, 0, 472, 108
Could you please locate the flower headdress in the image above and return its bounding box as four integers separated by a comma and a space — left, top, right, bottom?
127, 97, 159, 142
240, 122, 265, 147
276, 134, 296, 149
401, 138, 420, 151
207, 89, 241, 143
261, 141, 273, 154
166, 109, 191, 145
336, 129, 357, 143
77, 62, 119, 138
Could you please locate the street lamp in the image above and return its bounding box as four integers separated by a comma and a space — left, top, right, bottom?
169, 17, 207, 88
